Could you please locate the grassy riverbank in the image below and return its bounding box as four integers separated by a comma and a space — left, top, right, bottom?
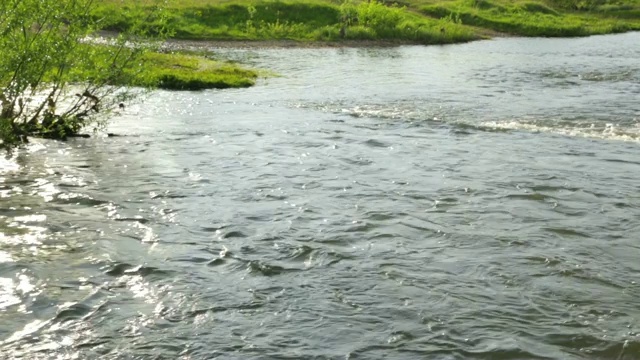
95, 0, 481, 44
420, 0, 640, 36
95, 0, 640, 43
132, 51, 258, 90
64, 47, 259, 90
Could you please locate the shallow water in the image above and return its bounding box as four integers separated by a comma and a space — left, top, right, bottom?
1, 32, 639, 359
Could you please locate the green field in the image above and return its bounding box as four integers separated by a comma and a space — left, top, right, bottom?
95, 0, 640, 42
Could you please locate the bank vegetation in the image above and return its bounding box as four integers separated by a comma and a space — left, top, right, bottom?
97, 0, 640, 42
0, 0, 258, 147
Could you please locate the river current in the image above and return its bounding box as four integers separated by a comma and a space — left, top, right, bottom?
1, 32, 639, 359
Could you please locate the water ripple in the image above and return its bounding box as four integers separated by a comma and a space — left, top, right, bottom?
3, 33, 640, 359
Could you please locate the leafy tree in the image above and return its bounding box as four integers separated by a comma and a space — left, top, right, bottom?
0, 0, 168, 146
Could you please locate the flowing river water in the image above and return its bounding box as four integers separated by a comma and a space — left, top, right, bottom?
1, 32, 639, 359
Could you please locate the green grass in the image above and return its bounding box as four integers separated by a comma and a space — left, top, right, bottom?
134, 52, 259, 90
65, 47, 259, 90
93, 0, 640, 42
94, 0, 481, 44
419, 0, 640, 36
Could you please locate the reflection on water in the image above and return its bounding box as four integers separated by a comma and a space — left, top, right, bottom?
1, 32, 640, 359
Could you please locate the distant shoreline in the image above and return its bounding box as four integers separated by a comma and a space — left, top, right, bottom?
162, 38, 440, 50
158, 28, 511, 51
158, 30, 639, 51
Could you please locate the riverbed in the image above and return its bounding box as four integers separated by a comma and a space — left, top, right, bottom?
1, 32, 639, 359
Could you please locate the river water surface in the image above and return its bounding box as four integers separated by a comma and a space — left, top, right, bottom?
1, 32, 639, 359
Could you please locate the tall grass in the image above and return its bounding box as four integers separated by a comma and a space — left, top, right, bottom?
94, 0, 480, 44
339, 1, 479, 42
94, 0, 640, 42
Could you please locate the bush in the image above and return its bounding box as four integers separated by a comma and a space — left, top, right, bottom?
0, 0, 169, 145
340, 0, 405, 35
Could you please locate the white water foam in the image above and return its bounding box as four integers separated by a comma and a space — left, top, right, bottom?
478, 120, 640, 143
0, 154, 19, 174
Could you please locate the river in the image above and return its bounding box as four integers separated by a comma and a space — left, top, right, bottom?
1, 32, 639, 359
